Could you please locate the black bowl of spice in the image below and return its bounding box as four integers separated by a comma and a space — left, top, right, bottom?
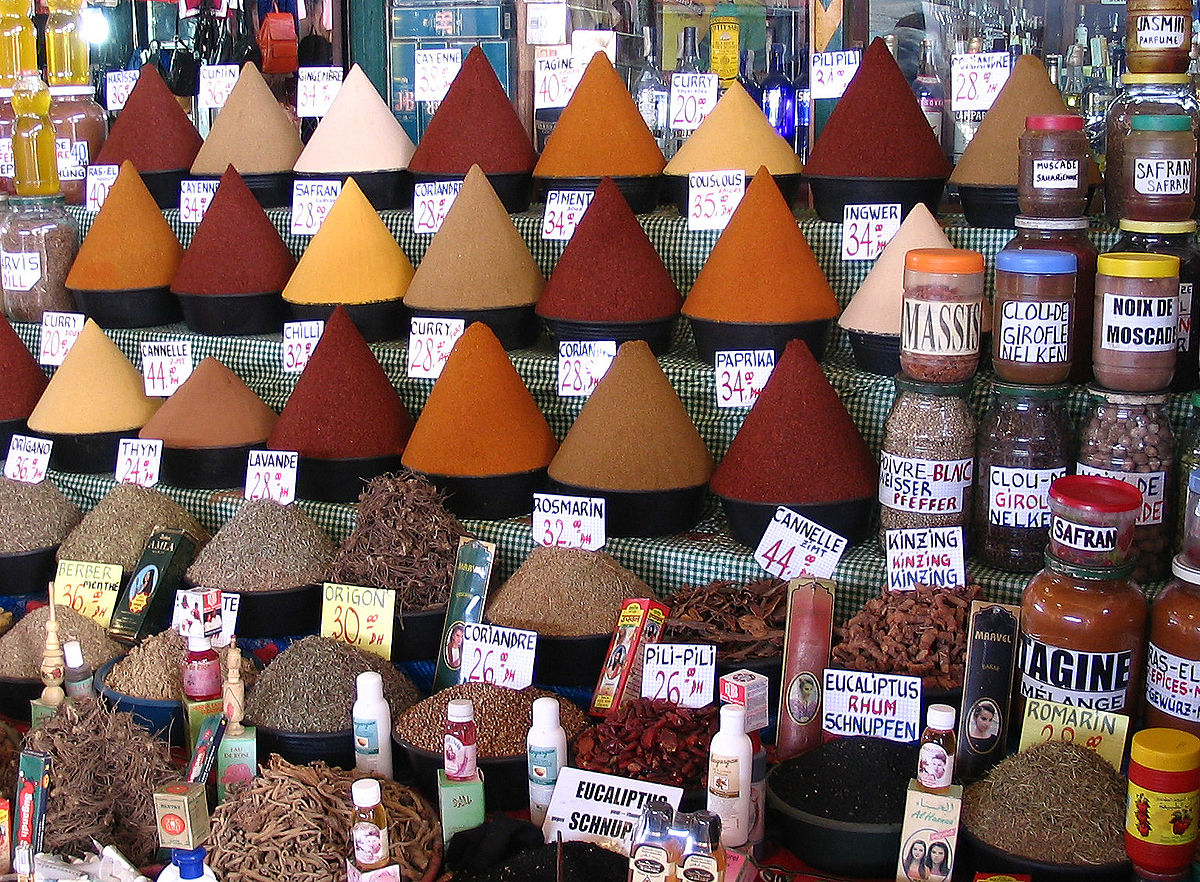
956, 827, 1130, 882
0, 545, 57, 596
177, 291, 285, 337
191, 172, 293, 210
411, 171, 532, 214
297, 169, 412, 212
71, 286, 183, 329
807, 176, 946, 225
543, 317, 676, 357
550, 479, 708, 538
0, 675, 44, 722
285, 300, 406, 344
257, 724, 356, 770
0, 418, 27, 455
392, 605, 447, 662
689, 317, 831, 365
419, 468, 548, 521
221, 583, 323, 639
295, 454, 406, 504
406, 306, 540, 352
394, 740, 528, 810
40, 429, 128, 475
719, 495, 875, 548
846, 330, 901, 376
140, 169, 188, 211
534, 175, 662, 215
958, 185, 1021, 230
159, 443, 259, 490
533, 632, 611, 687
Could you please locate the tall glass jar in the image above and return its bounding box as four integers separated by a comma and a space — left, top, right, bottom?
973, 382, 1073, 572
1177, 390, 1200, 549
1093, 252, 1180, 392
0, 193, 77, 321
48, 84, 105, 206
1078, 385, 1177, 582
1146, 554, 1200, 737
1123, 114, 1197, 222
899, 248, 985, 384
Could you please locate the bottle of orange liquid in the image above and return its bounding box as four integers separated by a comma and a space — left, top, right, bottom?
11, 75, 59, 197
44, 0, 89, 86
0, 0, 35, 88
678, 811, 725, 882
917, 704, 957, 794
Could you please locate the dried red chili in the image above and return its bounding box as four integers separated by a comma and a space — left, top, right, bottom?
95, 64, 203, 172
0, 312, 47, 420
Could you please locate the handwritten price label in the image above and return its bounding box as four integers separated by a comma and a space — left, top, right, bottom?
810, 49, 861, 100
533, 52, 579, 109
841, 203, 902, 261
53, 560, 123, 628
282, 320, 324, 373
321, 582, 396, 660
533, 493, 606, 551
297, 66, 343, 117
1018, 697, 1128, 771
85, 164, 118, 212
714, 349, 775, 408
114, 438, 162, 488
414, 48, 462, 103
542, 189, 593, 240
406, 316, 465, 379
950, 52, 1010, 113
642, 643, 716, 708
140, 340, 193, 397
38, 310, 84, 366
179, 179, 219, 223
754, 506, 847, 580
412, 179, 462, 235
556, 339, 615, 397
105, 70, 140, 111
526, 2, 567, 44
290, 179, 341, 236
687, 170, 744, 232
669, 72, 718, 132
198, 63, 239, 109
460, 623, 537, 690
244, 449, 298, 503
4, 434, 51, 484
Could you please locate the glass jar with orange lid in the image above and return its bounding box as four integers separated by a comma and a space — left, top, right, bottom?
899, 247, 985, 384
1146, 554, 1200, 737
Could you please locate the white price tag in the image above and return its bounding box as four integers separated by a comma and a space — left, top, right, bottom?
822, 670, 922, 742
950, 52, 1010, 113
533, 53, 579, 110
297, 66, 343, 117
687, 170, 744, 231
754, 506, 847, 580
714, 349, 775, 408
105, 70, 139, 111
841, 203, 902, 261
38, 311, 84, 366
526, 2, 567, 45
114, 438, 162, 488
244, 449, 298, 503
883, 526, 967, 591
4, 434, 51, 484
533, 492, 606, 551
556, 339, 615, 397
668, 72, 718, 132
414, 48, 462, 103
179, 179, 219, 223
406, 316, 465, 379
290, 179, 341, 236
542, 189, 593, 240
459, 623, 537, 690
282, 320, 324, 373
412, 179, 463, 235
85, 164, 118, 212
54, 138, 87, 182
641, 643, 717, 708
810, 49, 861, 100
140, 341, 193, 397
198, 63, 239, 110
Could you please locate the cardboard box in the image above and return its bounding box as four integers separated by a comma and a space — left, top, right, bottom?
13, 752, 49, 882
109, 530, 199, 645
153, 782, 210, 850
437, 769, 485, 844
590, 598, 669, 716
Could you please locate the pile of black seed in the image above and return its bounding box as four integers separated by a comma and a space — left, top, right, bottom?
768, 736, 917, 823
451, 842, 627, 882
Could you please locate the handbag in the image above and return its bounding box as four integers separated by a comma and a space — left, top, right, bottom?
257, 2, 298, 74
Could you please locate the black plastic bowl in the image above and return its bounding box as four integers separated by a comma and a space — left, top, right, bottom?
395, 737, 527, 810
176, 291, 284, 336
689, 317, 830, 365
807, 175, 946, 224
295, 169, 411, 212
956, 827, 1131, 882
0, 675, 47, 723
415, 468, 547, 521
846, 330, 901, 376
257, 724, 354, 769
0, 545, 57, 596
190, 171, 293, 210
393, 604, 447, 662
958, 184, 1020, 229
533, 174, 662, 214
404, 305, 539, 352
664, 172, 803, 214
542, 316, 677, 357
140, 168, 188, 211
285, 299, 406, 343
223, 582, 322, 638
71, 286, 182, 328
549, 480, 707, 538
158, 443, 259, 489
40, 429, 128, 474
533, 632, 610, 687
411, 170, 532, 214
719, 495, 875, 548
295, 454, 404, 504
0, 417, 27, 454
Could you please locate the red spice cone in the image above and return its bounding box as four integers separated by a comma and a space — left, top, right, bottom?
95, 64, 204, 172
0, 312, 47, 420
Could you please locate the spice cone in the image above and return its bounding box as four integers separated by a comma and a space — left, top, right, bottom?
665, 83, 803, 176
191, 62, 303, 175
95, 64, 203, 172
0, 312, 47, 420
140, 357, 277, 448
294, 64, 415, 173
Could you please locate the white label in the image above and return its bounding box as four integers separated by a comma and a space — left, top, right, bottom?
198, 63, 240, 109
244, 449, 298, 503
533, 492, 605, 551
414, 48, 462, 103
533, 52, 579, 110
1, 248, 41, 291
140, 340, 193, 397
629, 844, 670, 882
290, 179, 342, 236
105, 70, 139, 111
54, 137, 87, 182
460, 622, 537, 690
883, 526, 966, 591
1050, 514, 1119, 554
714, 348, 774, 408
1076, 463, 1168, 526
810, 49, 861, 100
821, 669, 922, 742
542, 767, 682, 852
900, 299, 982, 356
687, 170, 744, 231
1100, 293, 1177, 352
841, 203, 902, 261
1032, 159, 1080, 189
179, 179, 219, 223
996, 298, 1071, 364
297, 66, 343, 117
668, 72, 718, 132
3, 434, 50, 484
1146, 642, 1200, 722
542, 189, 593, 240
406, 316, 465, 379
412, 179, 462, 235
754, 505, 847, 580
114, 438, 162, 488
641, 643, 716, 708
878, 452, 973, 514
1136, 14, 1189, 49
1134, 157, 1194, 196
0, 137, 13, 178
526, 2, 567, 45
950, 52, 1010, 112
988, 466, 1064, 529
85, 164, 119, 212
556, 339, 615, 397
1179, 282, 1193, 351
1017, 633, 1132, 712
38, 311, 84, 366
282, 320, 324, 373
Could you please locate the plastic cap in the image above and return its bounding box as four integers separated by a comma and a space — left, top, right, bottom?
927, 703, 955, 731
1131, 728, 1200, 773
720, 702, 747, 733
1119, 218, 1198, 234
1172, 552, 1200, 583
1087, 383, 1170, 406
171, 847, 207, 881
447, 698, 474, 722
187, 635, 211, 652
351, 777, 382, 808
995, 249, 1077, 274
1025, 114, 1084, 131
1014, 215, 1089, 230
356, 670, 384, 701
894, 373, 973, 399
63, 640, 84, 669
1049, 474, 1143, 514
531, 696, 560, 729
1121, 73, 1191, 85
1131, 114, 1193, 131
904, 247, 986, 274
1097, 252, 1180, 279
990, 380, 1070, 400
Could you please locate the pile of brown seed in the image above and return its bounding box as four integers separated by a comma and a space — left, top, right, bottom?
0, 605, 124, 679
105, 630, 258, 701
0, 477, 80, 553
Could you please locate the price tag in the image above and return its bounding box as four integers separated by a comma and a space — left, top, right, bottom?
754, 506, 847, 580
556, 339, 615, 397
669, 72, 718, 133
38, 310, 84, 366
282, 319, 324, 373
542, 189, 593, 240
543, 768, 683, 852
406, 316, 465, 379
297, 66, 343, 117
1018, 697, 1129, 771
140, 340, 193, 397
950, 52, 1010, 113
641, 643, 717, 708
687, 170, 744, 232
114, 438, 162, 488
412, 179, 463, 235
52, 560, 123, 628
4, 434, 51, 484
320, 582, 396, 660
105, 69, 140, 111
244, 449, 298, 503
290, 179, 341, 236
822, 670, 922, 742
841, 203, 902, 261
179, 179, 219, 224
414, 47, 462, 103
459, 623, 537, 690
526, 2, 567, 45
533, 52, 579, 110
197, 63, 239, 110
533, 492, 606, 551
85, 164, 118, 212
810, 49, 861, 100
883, 526, 966, 591
714, 349, 774, 408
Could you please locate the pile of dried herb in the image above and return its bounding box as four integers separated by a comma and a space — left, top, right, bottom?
0, 477, 80, 553
106, 629, 257, 701
57, 484, 209, 571
0, 605, 124, 679
664, 577, 786, 662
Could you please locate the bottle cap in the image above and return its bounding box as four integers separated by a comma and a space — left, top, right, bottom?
690, 809, 723, 845
63, 640, 84, 669
351, 777, 382, 808
531, 696, 560, 730
1131, 727, 1200, 773
719, 702, 747, 733
1097, 251, 1180, 279
1013, 215, 1089, 230
995, 248, 1077, 275
1121, 73, 1190, 86
447, 698, 474, 723
1172, 553, 1200, 584
1131, 113, 1192, 131
903, 247, 985, 275
1049, 474, 1143, 514
1118, 218, 1198, 235
927, 703, 955, 731
356, 670, 384, 702
1025, 114, 1084, 131
171, 847, 207, 881
187, 635, 212, 653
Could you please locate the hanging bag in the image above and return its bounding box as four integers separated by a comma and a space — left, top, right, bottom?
257, 1, 298, 74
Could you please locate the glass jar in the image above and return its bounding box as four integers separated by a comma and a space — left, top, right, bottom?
878, 374, 977, 537
1105, 74, 1200, 225
0, 194, 77, 321
991, 249, 1076, 384
1018, 554, 1146, 718
1185, 468, 1200, 565
48, 84, 105, 206
899, 248, 985, 384
1018, 114, 1091, 217
1078, 385, 1177, 582
973, 382, 1073, 572
1093, 251, 1180, 391
1123, 115, 1198, 222
1049, 474, 1143, 568
1126, 0, 1193, 74
1146, 554, 1200, 737
1178, 391, 1200, 549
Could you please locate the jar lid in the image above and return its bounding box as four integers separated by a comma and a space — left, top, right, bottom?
1097, 251, 1180, 278
48, 85, 94, 98
904, 247, 986, 274
1049, 474, 1143, 514
893, 372, 973, 398
990, 379, 1071, 399
1131, 728, 1200, 773
1086, 382, 1171, 405
995, 249, 1077, 274
1118, 218, 1198, 234
1173, 552, 1200, 583
1014, 215, 1089, 230
351, 777, 381, 808
1043, 550, 1136, 580
1025, 114, 1084, 131
1131, 114, 1193, 131
1121, 73, 1192, 85
8, 194, 65, 207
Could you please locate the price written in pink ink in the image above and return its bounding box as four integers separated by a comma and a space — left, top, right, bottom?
244, 449, 298, 503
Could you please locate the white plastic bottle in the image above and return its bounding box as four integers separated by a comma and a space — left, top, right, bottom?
706, 703, 753, 847
352, 670, 393, 779
526, 696, 567, 826
156, 847, 218, 882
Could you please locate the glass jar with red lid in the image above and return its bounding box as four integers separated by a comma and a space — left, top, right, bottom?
1048, 474, 1143, 568
1018, 115, 1091, 217
900, 248, 985, 384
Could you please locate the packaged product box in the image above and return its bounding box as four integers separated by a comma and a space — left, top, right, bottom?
589, 597, 670, 716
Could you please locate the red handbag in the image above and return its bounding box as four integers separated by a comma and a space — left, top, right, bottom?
257, 3, 298, 74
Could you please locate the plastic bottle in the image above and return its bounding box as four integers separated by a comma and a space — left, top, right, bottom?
679, 810, 725, 882
181, 635, 221, 702
352, 671, 393, 779
156, 847, 218, 882
350, 778, 391, 872
10, 75, 58, 197
61, 640, 91, 699
444, 698, 478, 781
527, 696, 566, 827
917, 704, 957, 793
0, 0, 35, 89
628, 798, 675, 882
43, 0, 88, 87
1125, 727, 1200, 880
706, 703, 752, 847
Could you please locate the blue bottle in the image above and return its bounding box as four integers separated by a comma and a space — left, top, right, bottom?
760, 43, 796, 146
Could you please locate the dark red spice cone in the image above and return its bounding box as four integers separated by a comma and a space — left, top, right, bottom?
408, 46, 537, 175
172, 165, 296, 296
268, 306, 413, 459
711, 339, 876, 504
537, 177, 681, 322
95, 64, 204, 172
0, 313, 47, 420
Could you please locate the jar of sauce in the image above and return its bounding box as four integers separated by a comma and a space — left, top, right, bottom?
1146, 555, 1200, 736
899, 248, 985, 384
1127, 0, 1194, 74
1093, 252, 1180, 392
991, 249, 1076, 384
48, 85, 105, 206
1018, 115, 1091, 217
1124, 114, 1197, 222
